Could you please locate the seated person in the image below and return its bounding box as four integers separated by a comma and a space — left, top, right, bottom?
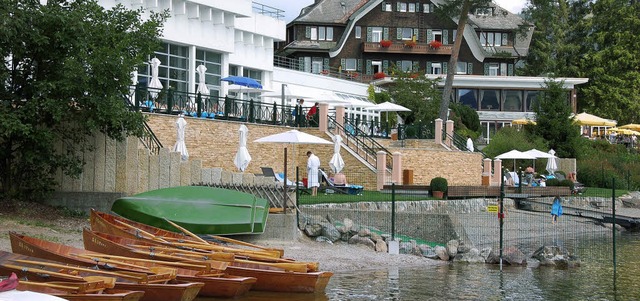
333, 173, 347, 186
524, 166, 535, 186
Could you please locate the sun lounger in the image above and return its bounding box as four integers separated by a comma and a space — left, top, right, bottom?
318, 170, 363, 195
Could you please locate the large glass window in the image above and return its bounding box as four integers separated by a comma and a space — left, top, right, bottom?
503, 91, 522, 111
458, 89, 478, 109
139, 43, 189, 93
355, 26, 362, 39
456, 62, 467, 74
480, 90, 500, 110
344, 58, 357, 71
310, 27, 318, 40
525, 91, 539, 112
400, 60, 412, 72
401, 28, 413, 40
196, 48, 222, 96
371, 27, 383, 42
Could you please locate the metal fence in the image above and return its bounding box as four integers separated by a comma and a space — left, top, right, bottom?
297, 176, 633, 268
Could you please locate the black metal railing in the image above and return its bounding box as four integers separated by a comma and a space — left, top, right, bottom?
398, 121, 435, 140
129, 87, 320, 128
121, 93, 163, 154
329, 115, 393, 171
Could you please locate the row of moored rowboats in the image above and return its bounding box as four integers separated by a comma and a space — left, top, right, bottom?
0, 209, 333, 301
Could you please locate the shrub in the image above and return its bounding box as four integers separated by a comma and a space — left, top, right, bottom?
430, 177, 448, 192
546, 178, 560, 187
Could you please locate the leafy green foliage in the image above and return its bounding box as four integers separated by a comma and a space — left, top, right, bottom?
482, 127, 546, 160
532, 80, 581, 158
450, 102, 480, 138
430, 177, 448, 192
0, 0, 168, 200
384, 68, 441, 126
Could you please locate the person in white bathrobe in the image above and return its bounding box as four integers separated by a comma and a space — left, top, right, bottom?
306, 151, 321, 196
466, 136, 474, 152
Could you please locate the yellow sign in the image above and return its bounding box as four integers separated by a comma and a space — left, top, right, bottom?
487, 205, 499, 213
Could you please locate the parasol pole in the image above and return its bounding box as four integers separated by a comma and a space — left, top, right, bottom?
283, 146, 287, 210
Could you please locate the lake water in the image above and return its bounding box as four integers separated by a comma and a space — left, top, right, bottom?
198, 232, 640, 301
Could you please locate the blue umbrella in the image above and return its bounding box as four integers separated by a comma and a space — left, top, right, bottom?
221, 76, 262, 89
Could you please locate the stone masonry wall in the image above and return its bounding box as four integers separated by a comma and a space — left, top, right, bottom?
389, 148, 483, 186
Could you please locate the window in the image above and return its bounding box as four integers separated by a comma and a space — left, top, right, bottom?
355, 26, 362, 39
371, 27, 383, 42
372, 60, 382, 74
383, 2, 392, 11
319, 27, 325, 41
525, 91, 539, 111
400, 60, 412, 72
480, 32, 504, 46
500, 63, 507, 76
456, 62, 467, 74
326, 27, 334, 40
480, 90, 500, 110
423, 3, 432, 13
488, 63, 499, 76
503, 91, 523, 111
408, 3, 416, 12
401, 28, 413, 40
311, 57, 324, 74
431, 62, 442, 74
432, 30, 442, 42
310, 27, 317, 40
344, 58, 357, 71
398, 2, 407, 12
457, 89, 478, 109
141, 43, 190, 93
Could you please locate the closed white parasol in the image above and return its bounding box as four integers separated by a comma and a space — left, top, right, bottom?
148, 57, 163, 99
172, 114, 189, 161
233, 125, 252, 172
329, 135, 345, 173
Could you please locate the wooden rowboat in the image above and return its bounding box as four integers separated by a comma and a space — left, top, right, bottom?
0, 250, 203, 301
9, 233, 256, 298
111, 186, 269, 235
82, 229, 334, 293
90, 209, 285, 259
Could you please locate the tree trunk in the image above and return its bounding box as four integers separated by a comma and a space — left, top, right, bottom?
439, 0, 472, 121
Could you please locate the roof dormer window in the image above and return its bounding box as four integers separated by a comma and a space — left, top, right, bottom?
475, 7, 492, 16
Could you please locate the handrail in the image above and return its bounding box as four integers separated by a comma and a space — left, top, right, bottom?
444, 129, 489, 168
121, 93, 163, 154
329, 115, 393, 171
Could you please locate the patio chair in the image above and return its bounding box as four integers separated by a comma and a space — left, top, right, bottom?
319, 170, 363, 195
260, 167, 308, 193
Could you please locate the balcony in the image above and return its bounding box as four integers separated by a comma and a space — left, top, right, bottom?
363, 41, 453, 55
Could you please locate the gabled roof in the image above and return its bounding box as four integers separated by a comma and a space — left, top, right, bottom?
293, 0, 368, 24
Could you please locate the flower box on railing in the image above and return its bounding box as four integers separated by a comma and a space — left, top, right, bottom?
404, 40, 417, 48
374, 72, 386, 79
429, 40, 443, 49
379, 40, 392, 47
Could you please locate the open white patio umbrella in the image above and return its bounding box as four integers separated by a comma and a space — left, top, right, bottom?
172, 114, 188, 161
370, 101, 411, 130
233, 125, 252, 172
546, 149, 558, 175
148, 57, 163, 99
254, 130, 332, 207
495, 150, 536, 171
196, 64, 209, 96
329, 135, 345, 173
524, 148, 557, 170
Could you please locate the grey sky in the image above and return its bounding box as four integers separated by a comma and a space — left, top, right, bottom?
260, 0, 527, 23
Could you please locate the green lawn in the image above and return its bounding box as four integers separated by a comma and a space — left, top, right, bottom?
578, 187, 628, 198
298, 190, 431, 205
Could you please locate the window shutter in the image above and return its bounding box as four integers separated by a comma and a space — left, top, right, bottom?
443, 62, 448, 74
381, 2, 386, 11
324, 58, 330, 71
383, 27, 389, 40
427, 62, 432, 74
366, 27, 372, 42
467, 63, 473, 74
357, 59, 362, 72
508, 64, 514, 76
366, 60, 372, 75
483, 63, 490, 75
412, 61, 420, 72
298, 57, 305, 71
396, 61, 402, 70
305, 26, 311, 39
341, 58, 346, 70
397, 2, 400, 11
396, 28, 402, 40
502, 33, 509, 46
430, 4, 434, 13
383, 60, 389, 73
413, 28, 419, 40
426, 29, 433, 42
443, 30, 449, 44
415, 3, 420, 12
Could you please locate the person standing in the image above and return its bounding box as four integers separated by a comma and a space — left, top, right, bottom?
466, 136, 474, 152
306, 151, 321, 196
306, 102, 319, 127
551, 195, 563, 224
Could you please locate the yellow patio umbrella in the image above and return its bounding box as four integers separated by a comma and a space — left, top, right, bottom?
512, 118, 536, 125
607, 128, 640, 135
618, 124, 640, 131
573, 112, 617, 127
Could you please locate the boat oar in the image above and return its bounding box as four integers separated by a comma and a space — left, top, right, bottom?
114, 219, 169, 243
71, 253, 153, 271
167, 241, 282, 259
231, 259, 310, 273
18, 279, 111, 294
128, 244, 235, 262
73, 253, 219, 273
12, 259, 154, 283
162, 218, 209, 245
207, 235, 285, 258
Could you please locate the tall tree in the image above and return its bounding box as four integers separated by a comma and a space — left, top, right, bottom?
0, 0, 168, 200
386, 69, 442, 127
579, 0, 640, 124
437, 0, 491, 121
532, 80, 581, 158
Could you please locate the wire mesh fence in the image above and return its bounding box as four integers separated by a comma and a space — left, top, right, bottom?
297, 179, 633, 269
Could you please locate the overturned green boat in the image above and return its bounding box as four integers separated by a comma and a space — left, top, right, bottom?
111, 186, 270, 235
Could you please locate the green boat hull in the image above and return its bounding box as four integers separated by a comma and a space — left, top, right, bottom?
111, 186, 269, 235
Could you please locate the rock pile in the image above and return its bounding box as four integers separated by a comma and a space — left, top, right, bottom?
299, 213, 579, 267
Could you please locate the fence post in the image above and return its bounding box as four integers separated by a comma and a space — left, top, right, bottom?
392, 152, 402, 185
335, 106, 345, 135
197, 93, 202, 117
391, 182, 396, 241
376, 151, 387, 190
612, 177, 616, 276
445, 120, 454, 148
318, 103, 329, 132
435, 118, 443, 144
167, 89, 174, 115
499, 167, 505, 270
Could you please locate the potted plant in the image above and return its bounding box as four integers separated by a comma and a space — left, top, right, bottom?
404, 40, 417, 48
430, 177, 448, 199
429, 40, 443, 49
374, 72, 386, 79
379, 40, 392, 47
